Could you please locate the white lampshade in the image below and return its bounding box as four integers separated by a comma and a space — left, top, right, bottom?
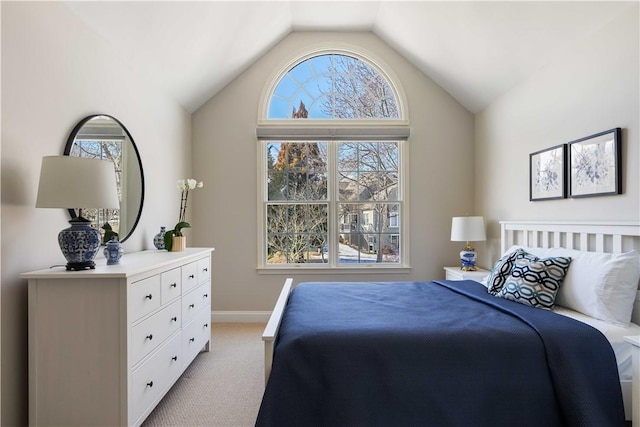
450, 216, 486, 242
36, 156, 119, 210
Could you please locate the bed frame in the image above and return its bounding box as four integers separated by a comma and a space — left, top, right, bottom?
500, 220, 640, 325
262, 220, 640, 420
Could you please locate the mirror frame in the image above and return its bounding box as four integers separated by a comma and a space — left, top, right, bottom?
64, 114, 145, 243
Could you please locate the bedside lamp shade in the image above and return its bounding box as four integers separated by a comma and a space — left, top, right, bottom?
36, 156, 119, 270
451, 216, 486, 271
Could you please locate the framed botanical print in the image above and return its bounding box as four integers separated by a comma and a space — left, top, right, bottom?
529, 144, 566, 201
568, 128, 621, 198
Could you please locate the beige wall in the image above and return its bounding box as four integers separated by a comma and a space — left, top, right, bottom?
192, 31, 475, 313
475, 4, 640, 266
1, 2, 191, 424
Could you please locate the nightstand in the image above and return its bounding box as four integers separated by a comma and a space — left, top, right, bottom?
443, 266, 490, 281
624, 335, 640, 426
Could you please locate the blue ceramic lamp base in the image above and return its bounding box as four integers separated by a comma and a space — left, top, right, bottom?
58, 217, 102, 271
460, 243, 477, 271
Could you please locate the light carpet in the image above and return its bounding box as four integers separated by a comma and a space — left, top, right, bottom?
142, 323, 266, 427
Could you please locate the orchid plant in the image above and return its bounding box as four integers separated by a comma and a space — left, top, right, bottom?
164, 178, 203, 250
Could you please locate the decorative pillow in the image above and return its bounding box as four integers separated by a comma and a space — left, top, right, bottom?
547, 248, 640, 326
485, 250, 520, 295
485, 247, 549, 295
498, 254, 572, 310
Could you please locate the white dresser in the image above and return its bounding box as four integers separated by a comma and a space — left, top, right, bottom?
22, 247, 214, 427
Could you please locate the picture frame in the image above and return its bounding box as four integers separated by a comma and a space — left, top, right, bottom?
529, 144, 566, 201
568, 128, 621, 198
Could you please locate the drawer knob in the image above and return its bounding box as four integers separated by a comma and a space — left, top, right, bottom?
190, 337, 195, 342
170, 283, 177, 288
189, 303, 195, 308
146, 334, 153, 340
172, 356, 178, 361
147, 381, 154, 388
171, 316, 178, 322
203, 268, 208, 272
203, 294, 208, 298
189, 274, 195, 279
145, 294, 153, 300
204, 323, 209, 328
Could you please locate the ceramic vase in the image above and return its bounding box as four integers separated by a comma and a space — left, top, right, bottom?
104, 236, 124, 265
154, 226, 167, 250
172, 235, 186, 252
59, 218, 102, 270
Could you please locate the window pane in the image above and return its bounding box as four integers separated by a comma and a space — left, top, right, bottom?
357, 172, 378, 201
337, 142, 358, 171
267, 142, 327, 201
379, 142, 398, 171
266, 203, 328, 264
389, 204, 400, 228
358, 142, 380, 171
337, 202, 401, 264
268, 54, 399, 119
338, 142, 398, 203
378, 172, 398, 201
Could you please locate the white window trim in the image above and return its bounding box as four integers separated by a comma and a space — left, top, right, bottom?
256, 45, 412, 272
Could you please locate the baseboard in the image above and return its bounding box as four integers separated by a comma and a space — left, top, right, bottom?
211, 311, 271, 323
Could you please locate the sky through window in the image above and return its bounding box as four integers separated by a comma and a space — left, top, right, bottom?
268, 54, 399, 119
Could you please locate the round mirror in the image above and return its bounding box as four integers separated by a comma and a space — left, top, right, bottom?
64, 114, 144, 243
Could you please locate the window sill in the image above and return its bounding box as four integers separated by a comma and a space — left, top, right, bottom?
257, 266, 412, 275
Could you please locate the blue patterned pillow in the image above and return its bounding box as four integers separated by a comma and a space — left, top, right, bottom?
486, 249, 532, 295
498, 255, 572, 310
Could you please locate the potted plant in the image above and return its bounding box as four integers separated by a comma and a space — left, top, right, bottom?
163, 178, 203, 251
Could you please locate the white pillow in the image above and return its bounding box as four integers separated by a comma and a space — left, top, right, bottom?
547, 248, 640, 326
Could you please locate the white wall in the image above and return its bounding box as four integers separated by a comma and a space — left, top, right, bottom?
1, 3, 192, 424
475, 4, 640, 265
192, 31, 475, 314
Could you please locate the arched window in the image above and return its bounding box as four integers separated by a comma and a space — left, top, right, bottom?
268, 54, 400, 119
257, 50, 409, 269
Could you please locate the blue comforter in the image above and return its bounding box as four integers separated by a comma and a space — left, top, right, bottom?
256, 280, 625, 427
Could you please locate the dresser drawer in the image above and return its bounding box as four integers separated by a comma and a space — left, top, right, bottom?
160, 268, 181, 305
131, 299, 182, 365
197, 256, 211, 284
182, 281, 211, 324
131, 331, 182, 424
130, 275, 161, 321
182, 261, 198, 292
182, 309, 210, 368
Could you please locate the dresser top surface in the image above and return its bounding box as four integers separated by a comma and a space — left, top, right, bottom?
20, 247, 214, 279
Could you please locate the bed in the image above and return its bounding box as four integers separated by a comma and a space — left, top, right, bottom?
258, 221, 640, 426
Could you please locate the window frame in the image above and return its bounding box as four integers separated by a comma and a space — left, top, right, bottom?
257, 45, 411, 273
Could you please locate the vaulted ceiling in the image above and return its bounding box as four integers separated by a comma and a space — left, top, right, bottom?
63, 1, 632, 114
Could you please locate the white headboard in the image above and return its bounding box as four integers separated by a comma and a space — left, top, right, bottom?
500, 220, 640, 324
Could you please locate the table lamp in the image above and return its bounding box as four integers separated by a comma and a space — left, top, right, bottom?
36, 156, 120, 270
451, 216, 486, 271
